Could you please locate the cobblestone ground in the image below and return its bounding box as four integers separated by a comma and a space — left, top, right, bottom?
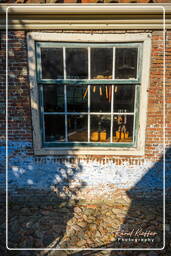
0, 190, 170, 256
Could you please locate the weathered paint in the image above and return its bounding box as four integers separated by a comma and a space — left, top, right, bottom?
0, 141, 169, 197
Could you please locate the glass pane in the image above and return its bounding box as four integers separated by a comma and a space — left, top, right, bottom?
66, 48, 88, 79
91, 48, 113, 79
90, 115, 111, 142
41, 48, 63, 79
113, 115, 134, 143
44, 115, 65, 142
67, 85, 88, 112
43, 85, 64, 112
114, 85, 135, 113
115, 48, 138, 79
90, 85, 111, 112
68, 115, 88, 142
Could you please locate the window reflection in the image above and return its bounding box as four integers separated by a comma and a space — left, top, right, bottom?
66, 48, 88, 79
41, 48, 63, 79
90, 85, 111, 112
44, 115, 65, 142
115, 48, 138, 79
67, 85, 88, 112
68, 115, 88, 142
91, 48, 113, 79
114, 85, 135, 112
43, 85, 64, 112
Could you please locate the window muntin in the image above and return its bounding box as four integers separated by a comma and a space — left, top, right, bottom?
36, 42, 141, 147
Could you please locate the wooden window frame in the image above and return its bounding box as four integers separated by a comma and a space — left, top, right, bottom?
36, 42, 141, 148
27, 32, 151, 156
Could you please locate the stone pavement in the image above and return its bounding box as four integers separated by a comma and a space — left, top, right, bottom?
0, 189, 170, 256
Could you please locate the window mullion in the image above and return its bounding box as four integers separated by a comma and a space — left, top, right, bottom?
112, 47, 115, 80
63, 46, 66, 79
63, 47, 68, 142
88, 47, 91, 79
64, 85, 68, 142
136, 47, 139, 81
88, 47, 91, 142
133, 84, 138, 144
110, 47, 115, 143
40, 85, 45, 143
88, 85, 90, 142
110, 85, 114, 143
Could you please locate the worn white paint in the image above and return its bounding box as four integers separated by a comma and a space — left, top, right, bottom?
27, 33, 42, 154
0, 141, 165, 194
28, 32, 151, 43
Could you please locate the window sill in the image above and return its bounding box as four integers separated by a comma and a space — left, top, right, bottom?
34, 146, 144, 156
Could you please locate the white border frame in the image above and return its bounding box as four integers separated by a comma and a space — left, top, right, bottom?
5, 5, 166, 251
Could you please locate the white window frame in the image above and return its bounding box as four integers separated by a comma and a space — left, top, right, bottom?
27, 32, 151, 156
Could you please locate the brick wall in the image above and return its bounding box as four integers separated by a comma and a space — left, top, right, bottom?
0, 29, 169, 159
166, 30, 171, 156
0, 31, 32, 142
0, 29, 170, 194
145, 31, 165, 161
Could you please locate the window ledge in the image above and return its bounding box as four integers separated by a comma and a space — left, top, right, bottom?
34, 146, 145, 156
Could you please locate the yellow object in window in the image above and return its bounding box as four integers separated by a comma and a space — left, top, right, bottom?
91, 131, 99, 142
116, 131, 120, 139
100, 130, 107, 142
125, 132, 129, 139
121, 132, 125, 139
99, 86, 102, 96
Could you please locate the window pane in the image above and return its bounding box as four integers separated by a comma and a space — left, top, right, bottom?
67, 85, 88, 112
114, 85, 135, 113
115, 48, 138, 79
113, 115, 134, 142
90, 85, 111, 112
68, 115, 88, 142
41, 48, 63, 79
43, 85, 64, 112
90, 115, 111, 142
44, 115, 65, 142
66, 48, 88, 79
91, 48, 113, 79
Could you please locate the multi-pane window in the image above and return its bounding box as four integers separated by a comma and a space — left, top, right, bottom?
36, 42, 142, 147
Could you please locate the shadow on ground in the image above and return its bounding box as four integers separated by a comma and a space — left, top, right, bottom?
0, 147, 171, 256
69, 148, 171, 256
